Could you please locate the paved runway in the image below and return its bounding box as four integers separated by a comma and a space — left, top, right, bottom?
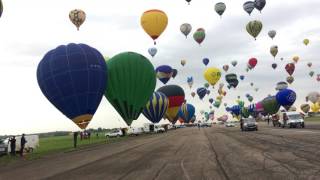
1, 123, 320, 180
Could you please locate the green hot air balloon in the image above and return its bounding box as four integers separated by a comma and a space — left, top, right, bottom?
246, 20, 263, 40
105, 52, 156, 125
241, 107, 250, 118
262, 96, 280, 115
0, 0, 3, 18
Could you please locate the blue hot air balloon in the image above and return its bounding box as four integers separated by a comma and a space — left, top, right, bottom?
179, 103, 195, 123
240, 75, 245, 80
37, 43, 107, 129
156, 65, 173, 84
276, 89, 296, 109
197, 87, 207, 100
231, 105, 241, 116
143, 92, 169, 123
203, 58, 209, 66
148, 47, 157, 57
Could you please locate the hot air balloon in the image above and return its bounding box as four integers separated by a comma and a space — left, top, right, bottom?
250, 82, 254, 86
276, 81, 288, 91
255, 102, 264, 112
223, 65, 229, 72
285, 63, 295, 76
185, 0, 191, 5
191, 92, 196, 97
203, 58, 210, 66
240, 75, 245, 80
224, 103, 228, 107
37, 43, 107, 129
179, 103, 195, 123
292, 56, 299, 63
148, 47, 157, 58
141, 9, 168, 45
317, 74, 320, 82
311, 103, 320, 112
213, 100, 221, 108
255, 88, 259, 92
105, 52, 156, 125
300, 104, 310, 114
286, 76, 294, 84
262, 96, 280, 115
272, 63, 277, 69
246, 20, 263, 40
309, 71, 315, 77
204, 67, 221, 86
193, 28, 206, 45
243, 1, 255, 15
270, 45, 278, 58
254, 0, 266, 12
307, 62, 312, 68
197, 87, 207, 100
215, 2, 226, 17
247, 96, 254, 102
143, 92, 169, 123
69, 9, 86, 30
268, 30, 276, 39
180, 23, 192, 38
231, 61, 238, 67
204, 83, 210, 89
181, 59, 186, 66
225, 74, 239, 89
172, 69, 178, 78
303, 39, 310, 46
276, 89, 296, 110
157, 85, 185, 122
187, 77, 193, 88
209, 98, 214, 104
0, 0, 3, 18
156, 65, 173, 84
248, 58, 258, 69
307, 92, 320, 103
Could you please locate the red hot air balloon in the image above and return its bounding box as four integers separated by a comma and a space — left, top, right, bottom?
248, 58, 258, 69
285, 63, 295, 76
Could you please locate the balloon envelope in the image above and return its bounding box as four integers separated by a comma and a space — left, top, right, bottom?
246, 20, 263, 40
172, 69, 178, 78
148, 47, 157, 57
180, 23, 192, 38
275, 81, 288, 91
276, 89, 296, 109
143, 92, 169, 123
243, 1, 255, 15
268, 30, 276, 39
197, 87, 207, 100
203, 58, 210, 66
179, 103, 195, 123
156, 65, 173, 84
215, 2, 226, 16
193, 28, 206, 45
254, 0, 266, 12
204, 67, 221, 86
285, 63, 295, 76
69, 9, 86, 30
262, 96, 280, 115
300, 104, 310, 113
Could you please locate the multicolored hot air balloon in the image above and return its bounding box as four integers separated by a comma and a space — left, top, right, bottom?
276, 81, 288, 91
143, 92, 169, 123
225, 74, 239, 89
180, 23, 192, 38
156, 65, 173, 84
179, 103, 195, 123
197, 87, 207, 100
204, 67, 221, 86
148, 47, 157, 58
37, 43, 107, 129
215, 2, 226, 17
105, 52, 156, 126
246, 20, 263, 40
69, 9, 86, 30
187, 77, 193, 88
157, 85, 185, 122
268, 30, 276, 39
243, 1, 255, 15
141, 9, 168, 45
193, 28, 206, 45
300, 104, 310, 114
285, 63, 295, 76
254, 0, 266, 12
286, 76, 294, 84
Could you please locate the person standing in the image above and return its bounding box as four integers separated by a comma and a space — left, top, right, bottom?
9, 136, 16, 156
20, 134, 27, 157
73, 131, 78, 148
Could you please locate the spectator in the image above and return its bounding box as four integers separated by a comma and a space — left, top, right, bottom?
9, 136, 16, 156
73, 131, 78, 148
20, 134, 27, 157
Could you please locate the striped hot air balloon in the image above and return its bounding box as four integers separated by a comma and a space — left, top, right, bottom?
179, 103, 195, 123
246, 20, 263, 40
143, 92, 169, 123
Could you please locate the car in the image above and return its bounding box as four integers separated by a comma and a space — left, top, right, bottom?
225, 122, 236, 127
105, 129, 123, 138
278, 111, 305, 128
127, 127, 144, 136
241, 118, 258, 131
0, 139, 8, 156
154, 126, 165, 133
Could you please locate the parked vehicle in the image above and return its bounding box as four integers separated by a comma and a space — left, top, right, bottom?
241, 118, 258, 131
0, 139, 8, 156
105, 129, 123, 138
7, 135, 39, 153
127, 127, 144, 136
154, 125, 165, 133
225, 122, 236, 127
143, 123, 155, 133
278, 111, 305, 128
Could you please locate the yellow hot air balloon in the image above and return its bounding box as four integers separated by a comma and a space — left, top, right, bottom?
311, 102, 320, 112
181, 59, 186, 66
141, 9, 168, 45
204, 67, 221, 86
292, 56, 299, 63
303, 39, 309, 46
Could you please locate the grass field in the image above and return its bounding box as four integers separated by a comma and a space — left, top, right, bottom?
0, 133, 127, 165
305, 116, 320, 121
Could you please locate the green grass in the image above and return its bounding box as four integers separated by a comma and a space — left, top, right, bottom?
0, 133, 127, 165
305, 116, 320, 122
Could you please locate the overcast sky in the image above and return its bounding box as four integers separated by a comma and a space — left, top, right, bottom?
0, 0, 320, 135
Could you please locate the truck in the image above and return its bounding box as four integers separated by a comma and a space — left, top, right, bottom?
278, 111, 305, 128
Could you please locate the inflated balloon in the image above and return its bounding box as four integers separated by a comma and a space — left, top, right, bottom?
225, 73, 239, 88
181, 59, 186, 66
262, 96, 280, 115
231, 61, 238, 67
179, 103, 195, 123
255, 88, 259, 92
206, 90, 210, 95
105, 52, 156, 125
204, 67, 221, 86
285, 63, 295, 76
292, 56, 299, 63
141, 9, 168, 45
0, 0, 3, 18
187, 77, 193, 88
243, 1, 255, 15
248, 58, 258, 69
209, 98, 214, 104
185, 0, 191, 5
191, 92, 196, 97
286, 76, 294, 84
270, 45, 278, 58
300, 104, 310, 113
69, 9, 86, 30
180, 23, 192, 38
223, 65, 229, 72
213, 100, 221, 108
193, 28, 206, 45
271, 63, 277, 69
246, 20, 263, 40
240, 75, 245, 80
268, 30, 276, 39
309, 71, 315, 77
303, 39, 309, 46
311, 102, 320, 112
224, 103, 228, 107
241, 107, 250, 118
307, 92, 320, 103
156, 65, 173, 84
204, 83, 210, 89
157, 85, 185, 122
307, 62, 312, 68
280, 57, 284, 61
143, 92, 169, 123
276, 89, 296, 110
37, 43, 107, 129
317, 74, 320, 82
197, 87, 207, 100
215, 2, 226, 17
254, 0, 266, 12
148, 47, 157, 57
255, 102, 264, 112
275, 81, 288, 91
250, 82, 254, 86
203, 58, 210, 66
172, 69, 178, 78
248, 96, 254, 103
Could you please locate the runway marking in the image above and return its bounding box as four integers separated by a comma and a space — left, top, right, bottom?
180, 159, 191, 180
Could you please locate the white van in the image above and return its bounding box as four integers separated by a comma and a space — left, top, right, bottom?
127, 127, 144, 136
279, 111, 305, 128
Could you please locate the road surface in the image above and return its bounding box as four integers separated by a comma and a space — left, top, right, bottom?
1, 123, 320, 180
